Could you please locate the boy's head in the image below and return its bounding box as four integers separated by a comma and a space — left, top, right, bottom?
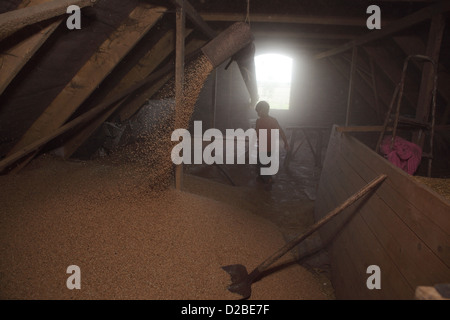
255, 100, 270, 116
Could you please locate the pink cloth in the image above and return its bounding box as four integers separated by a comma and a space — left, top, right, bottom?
380, 136, 422, 175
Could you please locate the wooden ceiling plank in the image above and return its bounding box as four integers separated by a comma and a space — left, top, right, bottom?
314, 0, 450, 60
60, 28, 193, 159
0, 0, 97, 40
6, 4, 166, 165
0, 0, 63, 96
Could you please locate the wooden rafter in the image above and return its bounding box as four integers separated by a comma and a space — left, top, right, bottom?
59, 28, 193, 159
0, 0, 62, 96
314, 0, 450, 60
6, 4, 166, 169
0, 0, 97, 40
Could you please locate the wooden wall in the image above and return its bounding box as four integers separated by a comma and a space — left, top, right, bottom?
314, 125, 450, 299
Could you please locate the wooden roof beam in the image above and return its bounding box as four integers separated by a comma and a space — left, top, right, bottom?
0, 0, 63, 96
253, 31, 358, 40
0, 0, 97, 41
200, 12, 372, 27
314, 0, 450, 60
6, 4, 166, 171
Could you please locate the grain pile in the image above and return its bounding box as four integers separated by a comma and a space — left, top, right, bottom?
0, 156, 329, 300
0, 47, 330, 299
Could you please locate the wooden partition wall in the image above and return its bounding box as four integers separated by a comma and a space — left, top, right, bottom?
314, 125, 449, 299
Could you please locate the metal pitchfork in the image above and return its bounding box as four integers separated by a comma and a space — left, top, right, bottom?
222, 174, 387, 299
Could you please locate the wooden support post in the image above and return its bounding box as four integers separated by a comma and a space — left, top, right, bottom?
6, 4, 166, 170
413, 14, 445, 147
0, 0, 97, 40
175, 1, 186, 190
346, 46, 358, 126
172, 0, 217, 38
211, 69, 217, 128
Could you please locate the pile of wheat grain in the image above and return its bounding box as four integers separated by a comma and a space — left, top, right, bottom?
0, 156, 329, 300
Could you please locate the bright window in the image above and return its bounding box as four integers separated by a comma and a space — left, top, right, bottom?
255, 54, 293, 110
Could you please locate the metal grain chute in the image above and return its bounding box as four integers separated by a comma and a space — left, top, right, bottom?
201, 22, 259, 107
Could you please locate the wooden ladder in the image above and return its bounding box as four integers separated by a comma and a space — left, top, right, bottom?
376, 54, 438, 177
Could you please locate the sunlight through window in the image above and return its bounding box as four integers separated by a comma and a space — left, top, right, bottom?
255, 54, 293, 110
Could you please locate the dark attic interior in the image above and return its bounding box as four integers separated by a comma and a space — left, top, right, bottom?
0, 0, 449, 301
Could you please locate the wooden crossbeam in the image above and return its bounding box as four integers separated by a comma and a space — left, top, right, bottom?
314, 0, 450, 59
0, 0, 63, 96
172, 0, 217, 38
252, 31, 358, 40
0, 0, 97, 40
200, 12, 371, 26
6, 4, 166, 169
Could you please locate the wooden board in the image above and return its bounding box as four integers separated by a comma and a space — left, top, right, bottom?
0, 0, 62, 96
0, 0, 95, 40
315, 125, 450, 299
